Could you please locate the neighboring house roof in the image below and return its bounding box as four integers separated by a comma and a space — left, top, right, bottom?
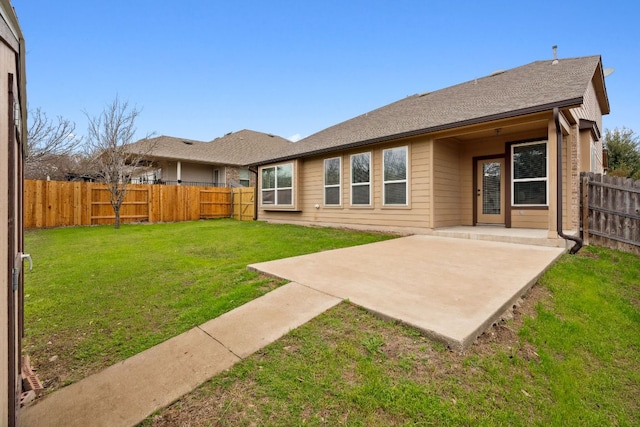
206, 130, 293, 165
250, 55, 609, 165
126, 135, 211, 163
126, 130, 293, 167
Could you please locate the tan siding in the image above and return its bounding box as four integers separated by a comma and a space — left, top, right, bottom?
260, 137, 432, 230
433, 140, 461, 227
511, 209, 549, 229
567, 81, 605, 229
571, 81, 603, 131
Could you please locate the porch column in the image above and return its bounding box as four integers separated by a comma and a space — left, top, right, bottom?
177, 161, 182, 185
547, 120, 558, 238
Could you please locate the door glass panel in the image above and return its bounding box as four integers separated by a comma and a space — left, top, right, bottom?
482, 162, 501, 214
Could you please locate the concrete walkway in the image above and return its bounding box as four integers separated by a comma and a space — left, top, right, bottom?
21, 235, 565, 426
20, 283, 341, 427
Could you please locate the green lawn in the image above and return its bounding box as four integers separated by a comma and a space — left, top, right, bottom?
23, 219, 395, 390
142, 245, 640, 426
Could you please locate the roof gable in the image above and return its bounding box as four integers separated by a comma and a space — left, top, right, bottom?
254, 55, 607, 164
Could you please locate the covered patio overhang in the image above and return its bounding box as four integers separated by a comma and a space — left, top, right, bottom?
428, 109, 577, 240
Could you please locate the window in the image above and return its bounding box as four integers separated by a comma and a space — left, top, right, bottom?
324, 157, 341, 205
512, 141, 547, 206
383, 146, 408, 205
239, 169, 250, 187
351, 152, 371, 205
261, 163, 293, 206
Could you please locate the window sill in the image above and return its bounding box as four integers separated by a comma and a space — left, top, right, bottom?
511, 205, 548, 210
381, 205, 411, 210
262, 208, 302, 213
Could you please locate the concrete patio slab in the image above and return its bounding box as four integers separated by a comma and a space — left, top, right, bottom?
249, 235, 565, 350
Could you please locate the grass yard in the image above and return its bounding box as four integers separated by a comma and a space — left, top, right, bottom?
142, 245, 640, 426
23, 219, 395, 391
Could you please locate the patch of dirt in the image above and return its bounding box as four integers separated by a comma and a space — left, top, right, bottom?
576, 249, 600, 260
149, 379, 263, 427
22, 334, 95, 396
471, 284, 549, 358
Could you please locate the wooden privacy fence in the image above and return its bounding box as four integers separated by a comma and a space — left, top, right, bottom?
24, 180, 255, 228
581, 172, 640, 254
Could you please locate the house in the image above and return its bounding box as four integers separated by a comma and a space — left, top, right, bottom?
250, 55, 610, 242
126, 130, 292, 187
0, 0, 27, 423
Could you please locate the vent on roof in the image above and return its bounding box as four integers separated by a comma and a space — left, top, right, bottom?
489, 69, 505, 76
418, 91, 430, 97
552, 45, 559, 65
182, 140, 194, 145
225, 132, 232, 136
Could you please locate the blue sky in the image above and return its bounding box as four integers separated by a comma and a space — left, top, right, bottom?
12, 0, 640, 143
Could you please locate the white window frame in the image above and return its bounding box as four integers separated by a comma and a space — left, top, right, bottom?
382, 146, 408, 206
323, 157, 342, 206
511, 140, 548, 207
350, 152, 372, 206
260, 163, 294, 207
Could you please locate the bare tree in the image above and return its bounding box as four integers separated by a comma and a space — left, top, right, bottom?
26, 108, 83, 180
85, 97, 154, 229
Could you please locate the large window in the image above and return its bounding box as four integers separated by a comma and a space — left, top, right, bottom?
383, 146, 408, 205
512, 141, 547, 206
324, 157, 341, 206
261, 163, 293, 206
351, 152, 371, 206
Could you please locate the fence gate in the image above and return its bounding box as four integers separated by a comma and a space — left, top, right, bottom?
199, 188, 232, 219
232, 188, 255, 221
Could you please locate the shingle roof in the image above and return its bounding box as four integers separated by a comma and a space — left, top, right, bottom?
251, 55, 607, 165
126, 130, 293, 166
126, 135, 210, 162
206, 130, 293, 165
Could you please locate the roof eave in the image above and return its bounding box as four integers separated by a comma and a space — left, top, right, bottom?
249, 97, 584, 166
592, 59, 611, 115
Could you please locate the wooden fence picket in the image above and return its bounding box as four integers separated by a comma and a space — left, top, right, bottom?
581, 172, 640, 254
23, 180, 255, 228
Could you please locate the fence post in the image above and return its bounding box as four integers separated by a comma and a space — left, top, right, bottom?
581, 175, 589, 246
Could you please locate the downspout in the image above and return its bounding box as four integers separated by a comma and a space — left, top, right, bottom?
554, 107, 583, 254
249, 166, 259, 221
